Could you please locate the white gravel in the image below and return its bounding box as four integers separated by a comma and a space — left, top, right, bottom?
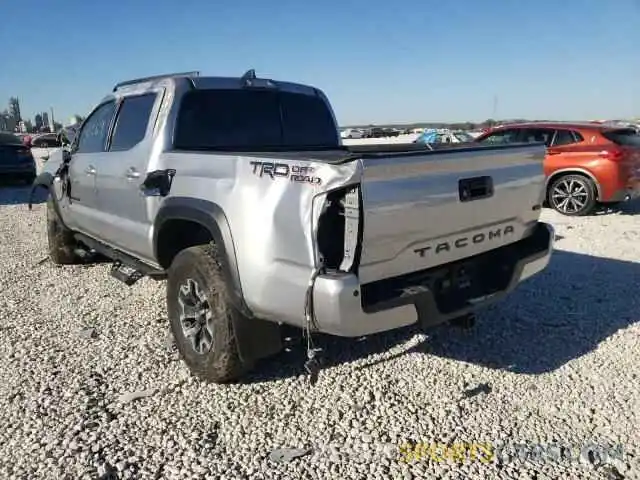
1, 183, 639, 480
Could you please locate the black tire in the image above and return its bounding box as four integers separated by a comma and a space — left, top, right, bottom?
167, 244, 250, 383
547, 174, 597, 216
47, 196, 82, 264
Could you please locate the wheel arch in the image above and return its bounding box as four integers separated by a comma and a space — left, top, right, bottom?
545, 168, 601, 200
153, 197, 252, 317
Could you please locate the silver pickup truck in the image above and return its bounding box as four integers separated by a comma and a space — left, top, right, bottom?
32, 70, 554, 383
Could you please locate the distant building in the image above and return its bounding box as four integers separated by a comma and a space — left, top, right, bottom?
35, 113, 43, 131
0, 111, 16, 132
42, 112, 50, 129
8, 97, 21, 122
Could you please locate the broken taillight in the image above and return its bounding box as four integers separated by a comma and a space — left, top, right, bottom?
316, 185, 362, 273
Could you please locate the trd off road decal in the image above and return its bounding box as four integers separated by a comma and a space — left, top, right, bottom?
249, 161, 322, 185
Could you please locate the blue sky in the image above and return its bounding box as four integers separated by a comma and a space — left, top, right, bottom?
1, 0, 639, 125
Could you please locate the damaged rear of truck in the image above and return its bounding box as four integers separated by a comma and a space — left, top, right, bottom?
34, 71, 554, 383
226, 144, 554, 339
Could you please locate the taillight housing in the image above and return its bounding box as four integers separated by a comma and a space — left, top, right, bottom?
598, 148, 624, 161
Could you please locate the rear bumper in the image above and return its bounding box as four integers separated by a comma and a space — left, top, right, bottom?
313, 222, 554, 337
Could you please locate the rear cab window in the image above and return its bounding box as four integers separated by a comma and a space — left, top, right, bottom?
173, 88, 339, 151
601, 128, 640, 147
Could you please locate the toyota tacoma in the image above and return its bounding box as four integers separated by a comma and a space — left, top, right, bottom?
31, 70, 555, 383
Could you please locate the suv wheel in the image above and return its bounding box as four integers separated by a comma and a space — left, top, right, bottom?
47, 196, 82, 264
548, 174, 597, 216
166, 244, 250, 383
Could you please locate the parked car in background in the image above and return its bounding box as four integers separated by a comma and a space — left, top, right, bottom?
0, 132, 37, 184
363, 127, 400, 138
414, 129, 474, 145
30, 132, 63, 162
475, 122, 640, 216
340, 128, 364, 139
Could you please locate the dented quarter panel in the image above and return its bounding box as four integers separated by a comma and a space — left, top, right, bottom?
155, 151, 361, 326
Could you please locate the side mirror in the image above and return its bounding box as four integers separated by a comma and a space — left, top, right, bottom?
62, 149, 72, 163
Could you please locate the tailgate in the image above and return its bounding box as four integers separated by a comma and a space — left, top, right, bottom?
355, 144, 545, 284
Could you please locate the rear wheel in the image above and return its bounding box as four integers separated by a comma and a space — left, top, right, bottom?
547, 174, 597, 216
47, 196, 82, 264
166, 244, 251, 383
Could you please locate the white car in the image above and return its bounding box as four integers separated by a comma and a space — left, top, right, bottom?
30, 133, 62, 162
340, 128, 364, 139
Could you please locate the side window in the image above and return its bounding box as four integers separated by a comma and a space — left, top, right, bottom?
32, 137, 48, 148
553, 129, 583, 146
36, 135, 62, 148
520, 128, 554, 146
76, 101, 117, 154
109, 94, 157, 152
479, 129, 519, 144
47, 136, 62, 148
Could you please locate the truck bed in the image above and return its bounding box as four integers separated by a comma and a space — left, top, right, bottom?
196, 142, 539, 164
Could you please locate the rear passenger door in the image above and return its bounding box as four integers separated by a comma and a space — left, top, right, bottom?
93, 92, 161, 260
546, 129, 586, 175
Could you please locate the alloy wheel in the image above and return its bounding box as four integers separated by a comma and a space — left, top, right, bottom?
551, 178, 589, 214
177, 278, 214, 355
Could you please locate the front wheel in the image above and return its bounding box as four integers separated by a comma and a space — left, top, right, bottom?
547, 174, 597, 216
47, 196, 82, 264
166, 244, 251, 383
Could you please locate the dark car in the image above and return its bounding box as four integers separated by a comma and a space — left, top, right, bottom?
364, 127, 400, 138
0, 132, 37, 185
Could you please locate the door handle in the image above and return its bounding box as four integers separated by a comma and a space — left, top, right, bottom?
85, 165, 96, 175
125, 167, 141, 180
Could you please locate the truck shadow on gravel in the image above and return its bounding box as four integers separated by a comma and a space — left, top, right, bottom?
246, 250, 640, 382
595, 197, 640, 216
419, 250, 640, 374
0, 184, 47, 206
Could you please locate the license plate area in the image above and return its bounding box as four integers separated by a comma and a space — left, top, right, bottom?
433, 257, 512, 313
361, 246, 517, 314
459, 176, 494, 202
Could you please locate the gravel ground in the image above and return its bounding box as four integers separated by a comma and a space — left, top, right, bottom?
0, 183, 639, 480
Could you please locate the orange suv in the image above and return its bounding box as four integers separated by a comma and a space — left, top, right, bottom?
474, 122, 640, 216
